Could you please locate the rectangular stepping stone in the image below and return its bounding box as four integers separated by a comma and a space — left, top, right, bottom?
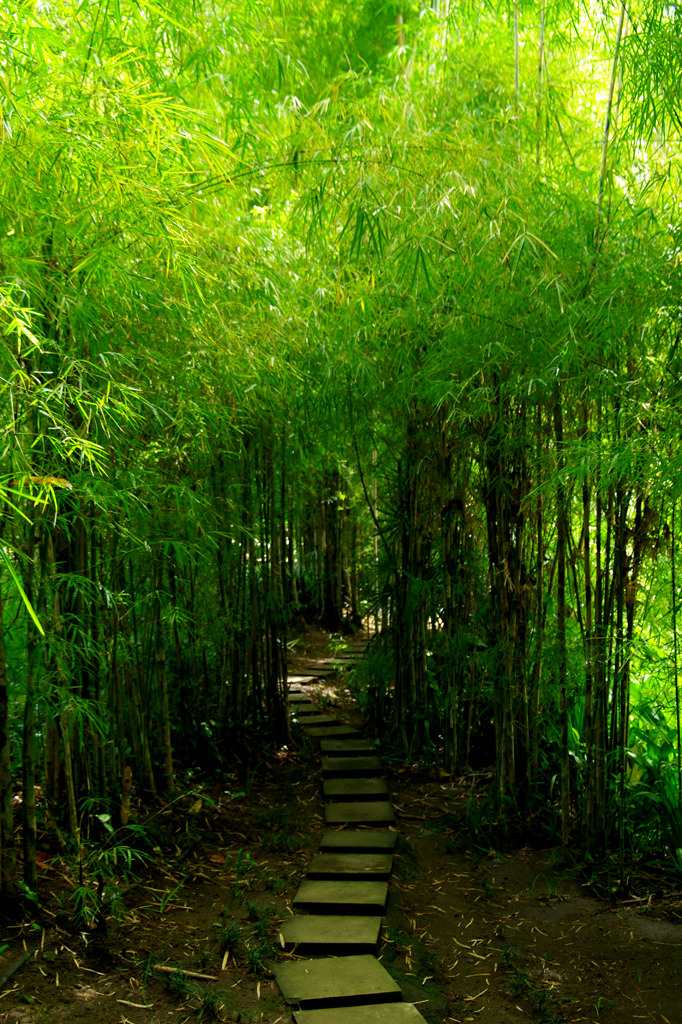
320, 738, 377, 756
275, 954, 401, 1009
278, 914, 381, 954
325, 802, 395, 827
293, 880, 388, 915
297, 714, 339, 727
288, 692, 315, 703
307, 853, 393, 881
305, 726, 360, 739
293, 706, 324, 717
289, 675, 318, 684
294, 1002, 429, 1024
322, 756, 383, 777
320, 830, 397, 854
324, 778, 389, 801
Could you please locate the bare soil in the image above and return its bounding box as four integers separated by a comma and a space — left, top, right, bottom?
387, 770, 682, 1024
1, 626, 681, 1024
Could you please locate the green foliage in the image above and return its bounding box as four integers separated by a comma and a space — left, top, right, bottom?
626, 703, 682, 869
243, 940, 275, 975
1, 0, 682, 906
62, 817, 153, 930
216, 919, 243, 957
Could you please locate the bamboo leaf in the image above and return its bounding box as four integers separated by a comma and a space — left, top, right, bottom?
0, 545, 45, 635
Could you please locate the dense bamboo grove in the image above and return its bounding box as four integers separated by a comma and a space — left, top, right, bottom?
1, 0, 682, 902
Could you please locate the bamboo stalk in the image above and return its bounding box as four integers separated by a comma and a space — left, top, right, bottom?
0, 949, 35, 993
596, 2, 627, 239
674, 500, 682, 803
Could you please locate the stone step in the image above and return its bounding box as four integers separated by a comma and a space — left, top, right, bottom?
275, 954, 401, 1010
325, 802, 395, 827
320, 830, 398, 855
294, 1002, 429, 1024
322, 756, 383, 777
292, 706, 325, 717
288, 675, 319, 685
296, 714, 340, 728
307, 853, 393, 881
293, 880, 388, 915
304, 725, 360, 739
287, 692, 316, 703
320, 738, 377, 757
278, 914, 381, 955
323, 778, 389, 802
315, 656, 362, 666
298, 667, 336, 678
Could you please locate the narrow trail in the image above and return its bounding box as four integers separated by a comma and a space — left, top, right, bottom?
274, 641, 428, 1024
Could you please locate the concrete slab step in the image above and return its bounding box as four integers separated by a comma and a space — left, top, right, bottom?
288, 675, 318, 685
320, 830, 398, 854
322, 756, 383, 777
296, 714, 340, 727
320, 739, 377, 756
315, 656, 362, 667
278, 914, 381, 955
293, 880, 388, 915
275, 954, 401, 1010
292, 706, 325, 717
307, 853, 393, 881
294, 1002, 429, 1024
287, 692, 316, 703
298, 667, 336, 678
323, 778, 389, 801
325, 802, 395, 827
305, 726, 360, 739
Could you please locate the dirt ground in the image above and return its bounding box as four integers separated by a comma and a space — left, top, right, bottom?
1, 627, 681, 1024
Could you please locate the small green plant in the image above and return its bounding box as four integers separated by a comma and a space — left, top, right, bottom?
244, 941, 273, 975
529, 872, 560, 899
250, 904, 275, 940
264, 876, 286, 894
158, 876, 187, 914
500, 943, 519, 968
258, 806, 290, 830
262, 828, 306, 853
595, 996, 615, 1016
217, 919, 242, 956
60, 812, 154, 930
160, 968, 195, 1002
246, 901, 275, 924
233, 847, 259, 896
196, 985, 224, 1021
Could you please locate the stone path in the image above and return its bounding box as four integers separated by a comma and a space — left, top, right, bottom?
276, 642, 428, 1024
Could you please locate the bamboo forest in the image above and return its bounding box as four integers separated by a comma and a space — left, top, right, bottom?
1, 1, 682, 1021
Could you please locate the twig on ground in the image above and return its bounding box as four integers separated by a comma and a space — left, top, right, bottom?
154, 964, 218, 981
